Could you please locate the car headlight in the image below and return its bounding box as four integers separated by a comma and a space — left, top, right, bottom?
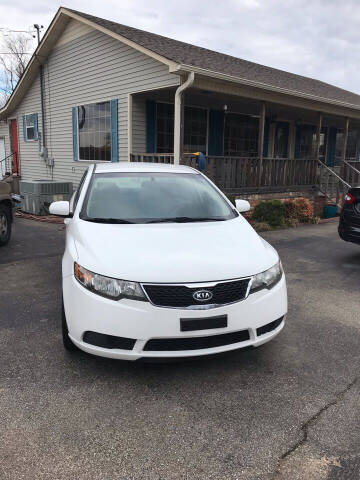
74, 262, 147, 301
250, 261, 283, 293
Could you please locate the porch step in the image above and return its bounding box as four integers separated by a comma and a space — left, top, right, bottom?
316, 162, 349, 208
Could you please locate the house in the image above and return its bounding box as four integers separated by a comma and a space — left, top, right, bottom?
1, 7, 360, 208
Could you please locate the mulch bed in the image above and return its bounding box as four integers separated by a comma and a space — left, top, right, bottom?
15, 210, 65, 224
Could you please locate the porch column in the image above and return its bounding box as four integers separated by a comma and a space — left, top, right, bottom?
258, 101, 266, 187
315, 112, 323, 161
174, 72, 195, 164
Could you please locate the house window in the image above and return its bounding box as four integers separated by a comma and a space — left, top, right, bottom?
78, 101, 111, 161
273, 122, 289, 158
156, 103, 208, 154
224, 113, 259, 157
319, 126, 327, 160
297, 125, 316, 159
23, 114, 38, 141
184, 106, 207, 153
156, 103, 174, 154
346, 130, 358, 159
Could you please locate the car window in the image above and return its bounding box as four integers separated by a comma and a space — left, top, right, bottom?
80, 172, 237, 223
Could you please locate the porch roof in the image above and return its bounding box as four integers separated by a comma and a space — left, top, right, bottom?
69, 8, 360, 110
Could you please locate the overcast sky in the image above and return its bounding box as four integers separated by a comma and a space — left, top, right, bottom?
1, 0, 360, 93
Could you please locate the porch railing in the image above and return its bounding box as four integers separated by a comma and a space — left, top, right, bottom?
342, 160, 360, 187
130, 153, 318, 192
316, 159, 350, 207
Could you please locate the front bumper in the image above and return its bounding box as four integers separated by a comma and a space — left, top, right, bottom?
63, 274, 287, 360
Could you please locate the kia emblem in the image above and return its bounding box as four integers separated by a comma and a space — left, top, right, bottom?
193, 289, 213, 302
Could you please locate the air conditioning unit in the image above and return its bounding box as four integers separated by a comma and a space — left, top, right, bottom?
20, 180, 73, 215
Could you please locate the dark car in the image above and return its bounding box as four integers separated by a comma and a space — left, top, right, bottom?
338, 187, 360, 245
0, 180, 14, 246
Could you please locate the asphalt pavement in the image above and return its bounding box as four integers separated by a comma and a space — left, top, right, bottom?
0, 218, 359, 480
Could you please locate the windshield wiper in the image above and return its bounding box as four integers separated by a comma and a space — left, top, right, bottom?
147, 217, 226, 224
86, 217, 135, 224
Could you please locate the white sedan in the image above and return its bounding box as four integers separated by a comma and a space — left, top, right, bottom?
50, 162, 287, 360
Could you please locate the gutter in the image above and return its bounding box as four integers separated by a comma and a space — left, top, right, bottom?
174, 71, 195, 164
171, 64, 360, 113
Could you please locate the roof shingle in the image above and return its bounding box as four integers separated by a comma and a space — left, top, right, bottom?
68, 8, 360, 108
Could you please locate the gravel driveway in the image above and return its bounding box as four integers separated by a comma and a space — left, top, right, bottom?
0, 218, 359, 480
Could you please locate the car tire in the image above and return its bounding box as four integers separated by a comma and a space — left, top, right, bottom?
62, 299, 79, 352
0, 203, 11, 246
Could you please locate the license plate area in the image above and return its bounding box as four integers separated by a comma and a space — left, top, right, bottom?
180, 315, 227, 332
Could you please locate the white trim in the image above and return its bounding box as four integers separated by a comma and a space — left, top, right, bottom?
174, 64, 360, 112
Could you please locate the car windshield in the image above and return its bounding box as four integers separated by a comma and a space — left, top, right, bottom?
80, 172, 237, 223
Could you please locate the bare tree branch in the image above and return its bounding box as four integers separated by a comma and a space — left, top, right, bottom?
0, 33, 34, 107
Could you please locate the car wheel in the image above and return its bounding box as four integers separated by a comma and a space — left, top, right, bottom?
0, 204, 11, 246
62, 299, 79, 352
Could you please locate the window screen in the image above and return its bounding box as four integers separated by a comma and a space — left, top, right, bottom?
224, 113, 259, 157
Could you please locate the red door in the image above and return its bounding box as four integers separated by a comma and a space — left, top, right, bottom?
10, 119, 19, 175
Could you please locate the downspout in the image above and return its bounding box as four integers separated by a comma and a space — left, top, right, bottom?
39, 64, 46, 155
174, 71, 195, 164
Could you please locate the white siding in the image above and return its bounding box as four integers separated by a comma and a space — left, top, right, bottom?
132, 96, 146, 153
53, 19, 93, 48
13, 76, 47, 181
13, 20, 179, 185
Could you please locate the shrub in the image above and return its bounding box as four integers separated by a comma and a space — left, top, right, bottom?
250, 221, 273, 232
252, 200, 286, 228
284, 198, 314, 224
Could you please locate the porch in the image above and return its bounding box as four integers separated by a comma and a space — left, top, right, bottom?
129, 82, 360, 196
130, 153, 319, 194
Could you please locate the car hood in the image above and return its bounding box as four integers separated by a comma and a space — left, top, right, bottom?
73, 216, 278, 283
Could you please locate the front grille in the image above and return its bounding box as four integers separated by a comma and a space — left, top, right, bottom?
143, 278, 250, 308
143, 329, 250, 351
256, 317, 284, 337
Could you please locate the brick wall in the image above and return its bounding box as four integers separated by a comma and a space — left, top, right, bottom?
235, 190, 336, 218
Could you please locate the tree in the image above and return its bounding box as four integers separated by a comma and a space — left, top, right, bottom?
0, 33, 34, 108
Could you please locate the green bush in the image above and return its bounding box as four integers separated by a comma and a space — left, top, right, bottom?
252, 200, 286, 228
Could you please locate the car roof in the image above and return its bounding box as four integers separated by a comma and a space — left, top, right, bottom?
94, 162, 198, 174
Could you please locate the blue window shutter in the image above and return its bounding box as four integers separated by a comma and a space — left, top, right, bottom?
23, 115, 27, 142
208, 110, 224, 156
110, 99, 118, 162
263, 117, 270, 157
72, 107, 78, 161
146, 100, 156, 153
34, 114, 39, 141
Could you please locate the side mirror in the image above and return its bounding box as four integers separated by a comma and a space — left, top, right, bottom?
235, 199, 251, 213
49, 200, 71, 217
